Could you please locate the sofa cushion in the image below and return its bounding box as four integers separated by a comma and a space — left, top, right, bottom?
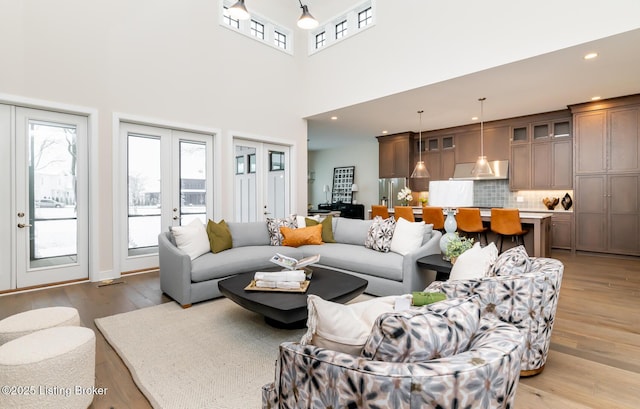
227, 222, 271, 247
492, 245, 531, 276
333, 218, 373, 246
206, 219, 233, 254
305, 215, 336, 243
361, 296, 481, 363
190, 246, 304, 282
390, 218, 425, 255
280, 225, 323, 247
266, 216, 298, 246
449, 242, 498, 281
170, 219, 210, 260
300, 243, 403, 281
365, 216, 396, 253
300, 295, 398, 356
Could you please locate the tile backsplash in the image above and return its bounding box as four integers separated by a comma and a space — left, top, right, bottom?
472, 180, 573, 211
416, 180, 574, 211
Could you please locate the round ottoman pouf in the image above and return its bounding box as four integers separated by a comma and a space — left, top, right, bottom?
0, 326, 96, 409
0, 306, 80, 345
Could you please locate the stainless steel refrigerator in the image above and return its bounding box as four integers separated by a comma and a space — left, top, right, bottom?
378, 178, 408, 207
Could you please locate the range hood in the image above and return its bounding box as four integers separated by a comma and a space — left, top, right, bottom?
452, 160, 509, 180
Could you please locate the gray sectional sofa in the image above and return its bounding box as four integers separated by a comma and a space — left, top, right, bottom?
158, 217, 442, 307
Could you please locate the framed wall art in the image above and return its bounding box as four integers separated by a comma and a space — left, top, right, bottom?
331, 166, 355, 203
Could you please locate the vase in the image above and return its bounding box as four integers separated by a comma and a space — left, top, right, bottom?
561, 193, 573, 210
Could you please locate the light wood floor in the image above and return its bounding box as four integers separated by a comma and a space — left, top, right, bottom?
0, 251, 638, 408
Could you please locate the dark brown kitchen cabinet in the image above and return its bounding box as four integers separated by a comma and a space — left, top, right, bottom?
575, 174, 640, 255
575, 105, 640, 174
510, 143, 531, 190
509, 113, 572, 190
550, 212, 573, 250
571, 95, 640, 256
411, 134, 455, 191
531, 138, 573, 189
377, 132, 414, 178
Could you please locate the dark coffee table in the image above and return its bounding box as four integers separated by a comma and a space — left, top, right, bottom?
218, 267, 368, 328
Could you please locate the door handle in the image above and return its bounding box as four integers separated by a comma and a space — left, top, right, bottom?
17, 223, 32, 228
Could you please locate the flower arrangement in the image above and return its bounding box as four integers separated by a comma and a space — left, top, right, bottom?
397, 187, 413, 205
418, 197, 428, 206
445, 233, 474, 262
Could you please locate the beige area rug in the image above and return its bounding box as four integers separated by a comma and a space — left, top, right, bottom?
95, 298, 307, 409
95, 294, 370, 409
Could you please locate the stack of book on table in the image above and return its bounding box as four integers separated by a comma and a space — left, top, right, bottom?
253, 270, 307, 289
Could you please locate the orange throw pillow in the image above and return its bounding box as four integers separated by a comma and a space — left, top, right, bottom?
280, 224, 323, 247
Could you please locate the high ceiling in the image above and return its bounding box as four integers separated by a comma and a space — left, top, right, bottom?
306, 28, 640, 151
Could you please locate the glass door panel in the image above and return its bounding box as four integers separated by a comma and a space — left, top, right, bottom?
179, 140, 207, 226
30, 121, 79, 268
127, 134, 162, 256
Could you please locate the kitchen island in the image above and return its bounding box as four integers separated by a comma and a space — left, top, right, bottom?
373, 208, 552, 257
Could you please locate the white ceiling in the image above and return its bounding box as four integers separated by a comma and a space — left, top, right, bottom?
306, 28, 640, 151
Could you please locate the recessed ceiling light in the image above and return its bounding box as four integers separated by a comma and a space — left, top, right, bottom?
382, 130, 388, 134
471, 116, 479, 121
591, 96, 601, 101
330, 116, 338, 120
584, 52, 598, 60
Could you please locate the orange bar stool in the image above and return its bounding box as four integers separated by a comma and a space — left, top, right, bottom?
490, 208, 528, 253
421, 206, 445, 231
456, 208, 488, 245
371, 205, 390, 219
394, 206, 415, 222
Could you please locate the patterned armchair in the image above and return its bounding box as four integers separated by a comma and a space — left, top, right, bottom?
262, 297, 525, 409
425, 256, 564, 376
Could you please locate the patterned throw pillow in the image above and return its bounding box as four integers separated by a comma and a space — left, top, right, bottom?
365, 216, 396, 252
361, 296, 481, 363
266, 215, 298, 246
491, 245, 531, 276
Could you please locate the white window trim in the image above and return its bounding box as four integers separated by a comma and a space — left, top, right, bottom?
307, 0, 376, 56
219, 0, 294, 55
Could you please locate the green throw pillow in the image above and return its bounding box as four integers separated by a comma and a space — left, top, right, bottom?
305, 215, 336, 243
412, 292, 446, 306
206, 219, 232, 253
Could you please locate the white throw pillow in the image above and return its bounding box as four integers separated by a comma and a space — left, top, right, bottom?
390, 218, 426, 255
171, 219, 211, 260
449, 242, 498, 281
296, 214, 320, 227
300, 295, 398, 356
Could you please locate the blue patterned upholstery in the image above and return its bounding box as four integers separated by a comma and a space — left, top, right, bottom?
426, 257, 564, 376
262, 315, 524, 408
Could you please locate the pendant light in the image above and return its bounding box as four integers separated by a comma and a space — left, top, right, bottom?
228, 0, 250, 20
411, 110, 430, 178
471, 97, 494, 177
297, 1, 319, 29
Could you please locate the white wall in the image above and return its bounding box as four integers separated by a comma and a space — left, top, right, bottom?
0, 0, 308, 275
302, 0, 640, 116
308, 140, 378, 211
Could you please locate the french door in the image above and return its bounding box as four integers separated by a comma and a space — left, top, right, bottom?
117, 122, 214, 273
0, 106, 89, 289
233, 140, 291, 222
